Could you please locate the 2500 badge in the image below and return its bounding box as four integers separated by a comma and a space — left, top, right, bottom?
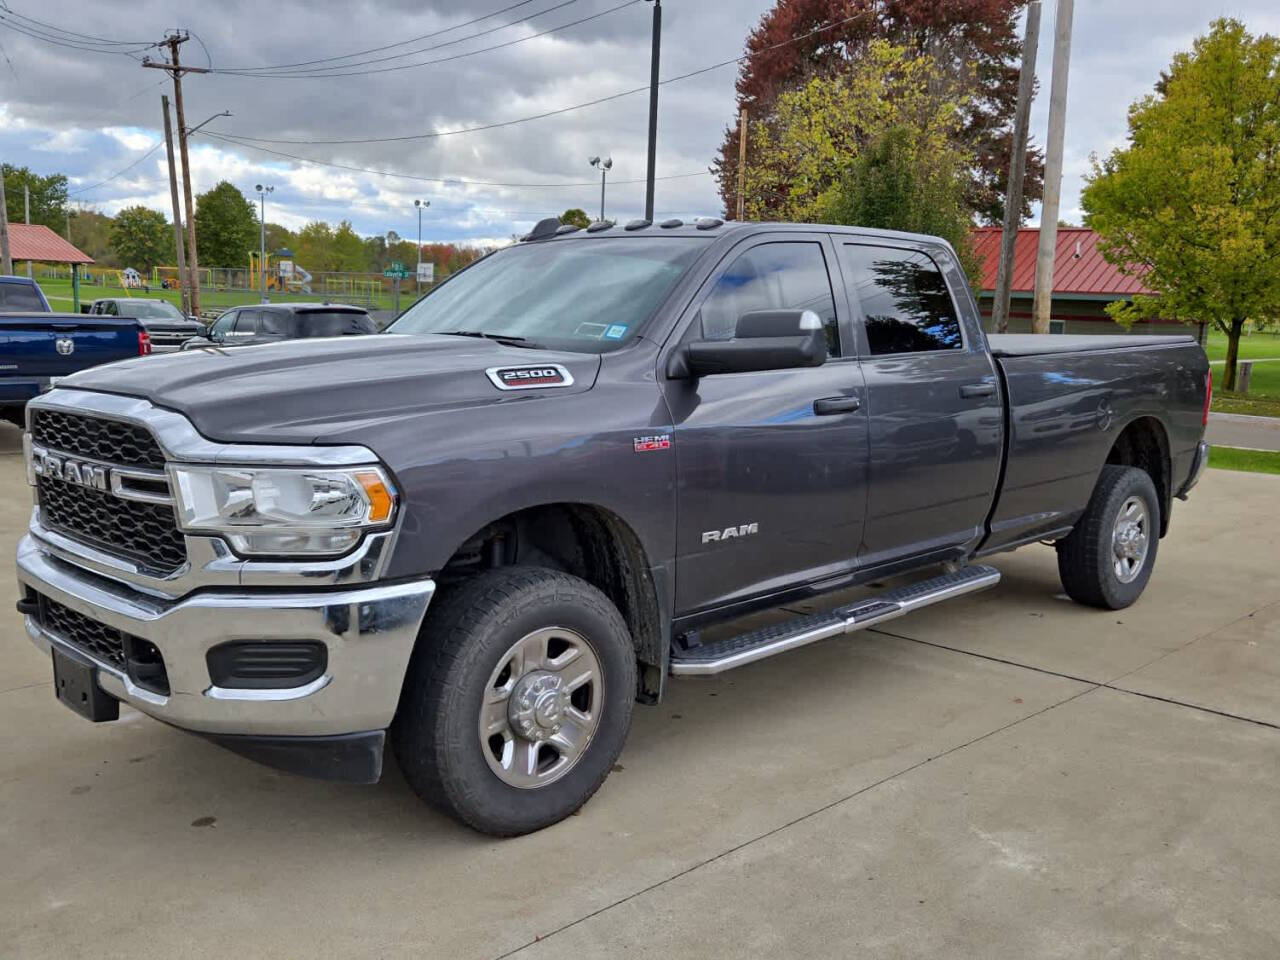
486, 365, 575, 390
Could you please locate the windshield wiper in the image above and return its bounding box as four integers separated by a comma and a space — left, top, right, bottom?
437, 329, 544, 349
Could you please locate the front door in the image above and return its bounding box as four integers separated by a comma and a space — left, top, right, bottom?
665, 235, 870, 618
834, 241, 1003, 567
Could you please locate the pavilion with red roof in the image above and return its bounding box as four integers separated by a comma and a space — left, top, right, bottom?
970, 226, 1180, 335
4, 222, 94, 310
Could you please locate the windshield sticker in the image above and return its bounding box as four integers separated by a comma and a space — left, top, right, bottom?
604, 324, 628, 340
486, 365, 575, 390
575, 322, 608, 338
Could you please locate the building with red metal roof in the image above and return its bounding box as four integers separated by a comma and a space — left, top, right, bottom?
970, 226, 1180, 335
6, 223, 94, 265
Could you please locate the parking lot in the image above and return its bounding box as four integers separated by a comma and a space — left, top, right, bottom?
1, 420, 1277, 959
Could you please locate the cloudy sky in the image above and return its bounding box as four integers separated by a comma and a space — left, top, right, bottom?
1, 0, 1277, 249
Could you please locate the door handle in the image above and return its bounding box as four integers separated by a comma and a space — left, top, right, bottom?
959, 382, 996, 399
813, 396, 862, 415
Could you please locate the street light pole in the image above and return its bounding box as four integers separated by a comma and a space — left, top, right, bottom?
643, 0, 661, 222
414, 199, 430, 292
589, 156, 612, 222
255, 184, 273, 303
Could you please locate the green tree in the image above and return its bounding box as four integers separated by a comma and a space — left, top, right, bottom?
332, 220, 367, 272
264, 222, 295, 255
67, 208, 116, 265
822, 125, 979, 286
294, 220, 336, 272
560, 208, 591, 229
194, 181, 256, 268
109, 205, 172, 274
1082, 18, 1280, 390
3, 164, 68, 230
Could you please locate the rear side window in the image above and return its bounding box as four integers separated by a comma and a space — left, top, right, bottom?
0, 283, 46, 312
699, 242, 840, 357
840, 245, 963, 355
259, 311, 289, 335
295, 311, 376, 337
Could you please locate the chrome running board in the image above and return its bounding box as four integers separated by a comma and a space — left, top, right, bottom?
669, 564, 1001, 677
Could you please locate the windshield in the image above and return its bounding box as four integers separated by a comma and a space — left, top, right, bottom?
388, 237, 708, 352
118, 300, 185, 320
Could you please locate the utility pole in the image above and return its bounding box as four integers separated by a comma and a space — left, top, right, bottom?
0, 172, 11, 275
255, 184, 273, 303
643, 0, 662, 221
144, 32, 209, 317
736, 108, 748, 220
23, 185, 31, 278
161, 95, 189, 315
1031, 0, 1074, 334
992, 0, 1041, 334
414, 199, 430, 293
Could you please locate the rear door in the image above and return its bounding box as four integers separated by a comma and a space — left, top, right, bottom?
834, 241, 1002, 567
665, 233, 870, 617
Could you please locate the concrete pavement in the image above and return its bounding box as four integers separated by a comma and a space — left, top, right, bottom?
1207, 411, 1280, 452
1, 426, 1278, 958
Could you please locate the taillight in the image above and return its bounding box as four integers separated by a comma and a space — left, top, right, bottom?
1202, 368, 1212, 427
138, 330, 152, 356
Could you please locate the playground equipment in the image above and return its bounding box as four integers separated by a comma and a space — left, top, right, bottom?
151, 265, 212, 291
249, 247, 312, 294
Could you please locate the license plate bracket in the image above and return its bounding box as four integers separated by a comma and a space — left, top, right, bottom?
52, 645, 119, 722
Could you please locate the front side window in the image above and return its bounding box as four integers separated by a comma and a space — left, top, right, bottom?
233, 310, 259, 335
210, 311, 237, 337
840, 245, 963, 355
698, 242, 840, 357
390, 237, 708, 354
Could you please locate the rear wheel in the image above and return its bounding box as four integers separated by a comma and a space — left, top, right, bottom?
1056, 465, 1160, 610
392, 566, 636, 836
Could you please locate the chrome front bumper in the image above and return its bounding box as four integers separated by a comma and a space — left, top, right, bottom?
17, 534, 435, 737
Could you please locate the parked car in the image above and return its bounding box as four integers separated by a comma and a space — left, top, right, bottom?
13, 220, 1210, 836
83, 298, 205, 353
183, 302, 377, 349
1, 276, 151, 427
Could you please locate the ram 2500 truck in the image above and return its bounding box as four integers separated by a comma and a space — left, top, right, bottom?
13, 220, 1210, 835
1, 275, 152, 427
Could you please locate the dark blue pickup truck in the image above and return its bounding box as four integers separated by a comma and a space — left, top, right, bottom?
1, 276, 150, 426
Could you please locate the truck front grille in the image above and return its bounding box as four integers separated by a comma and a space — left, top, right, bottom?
31, 409, 166, 470
39, 595, 129, 669
38, 475, 188, 574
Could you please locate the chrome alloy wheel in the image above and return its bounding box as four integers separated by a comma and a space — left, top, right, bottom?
479, 627, 603, 789
1112, 495, 1150, 584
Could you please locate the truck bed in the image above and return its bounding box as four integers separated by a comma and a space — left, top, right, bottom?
986, 333, 1197, 357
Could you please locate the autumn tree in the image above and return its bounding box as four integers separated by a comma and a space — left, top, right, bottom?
109, 205, 172, 274
715, 0, 1039, 224
194, 181, 256, 268
560, 208, 591, 229
1082, 18, 1280, 390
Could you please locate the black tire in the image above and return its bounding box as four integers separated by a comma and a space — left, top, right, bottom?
1056, 465, 1160, 610
392, 566, 636, 836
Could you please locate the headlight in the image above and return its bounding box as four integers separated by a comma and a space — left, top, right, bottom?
169, 464, 396, 557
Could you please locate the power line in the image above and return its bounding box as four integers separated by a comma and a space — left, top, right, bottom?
67, 142, 164, 196
214, 0, 540, 74
199, 129, 709, 189
211, 0, 641, 79
0, 3, 153, 46
216, 0, 578, 76
216, 8, 876, 146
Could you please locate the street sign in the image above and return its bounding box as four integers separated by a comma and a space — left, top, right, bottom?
418, 262, 435, 283
383, 266, 411, 278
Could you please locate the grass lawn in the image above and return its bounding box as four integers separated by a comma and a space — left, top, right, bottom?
34, 275, 417, 316
1209, 445, 1280, 475
1202, 330, 1280, 417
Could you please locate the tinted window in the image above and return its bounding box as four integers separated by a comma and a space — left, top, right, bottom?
699, 242, 840, 357
233, 310, 259, 334
294, 311, 376, 337
102, 301, 119, 315
259, 311, 290, 336
391, 238, 707, 354
841, 245, 962, 355
0, 283, 46, 311
211, 311, 236, 336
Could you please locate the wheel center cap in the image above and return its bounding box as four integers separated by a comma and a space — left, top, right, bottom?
508, 672, 570, 743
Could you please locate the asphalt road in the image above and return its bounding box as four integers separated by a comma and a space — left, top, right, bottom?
1207, 412, 1280, 452
1, 421, 1278, 958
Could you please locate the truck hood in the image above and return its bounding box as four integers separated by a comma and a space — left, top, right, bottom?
59, 333, 602, 444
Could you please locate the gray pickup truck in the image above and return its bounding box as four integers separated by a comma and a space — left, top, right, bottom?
13, 220, 1210, 835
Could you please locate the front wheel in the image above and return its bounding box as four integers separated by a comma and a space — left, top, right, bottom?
392, 566, 636, 836
1056, 465, 1160, 610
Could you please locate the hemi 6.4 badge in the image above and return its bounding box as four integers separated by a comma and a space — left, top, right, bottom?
486, 364, 575, 390
634, 434, 671, 452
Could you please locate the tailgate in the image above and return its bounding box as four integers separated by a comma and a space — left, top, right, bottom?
0, 315, 141, 378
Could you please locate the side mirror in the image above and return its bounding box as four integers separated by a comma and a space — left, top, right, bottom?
671, 309, 828, 378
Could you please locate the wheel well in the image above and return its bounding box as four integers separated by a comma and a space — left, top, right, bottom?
437, 504, 665, 700
1106, 417, 1172, 536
